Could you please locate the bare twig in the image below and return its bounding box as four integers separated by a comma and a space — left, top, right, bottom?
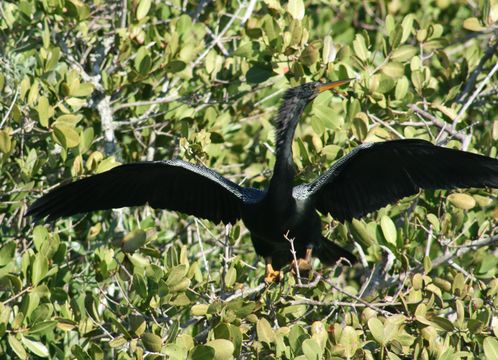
425, 225, 433, 258
409, 104, 467, 142
113, 95, 181, 112
2, 286, 33, 305
452, 59, 498, 128
454, 40, 498, 103
204, 25, 229, 56
289, 298, 401, 308
368, 113, 405, 139
0, 90, 18, 129
241, 0, 257, 24
194, 219, 216, 298
321, 274, 393, 316
97, 95, 117, 156
220, 224, 231, 295
360, 246, 396, 297
353, 241, 368, 268
284, 231, 302, 285
191, 6, 243, 68
192, 0, 212, 22
414, 233, 498, 272
120, 0, 127, 28
294, 272, 322, 288
223, 283, 266, 302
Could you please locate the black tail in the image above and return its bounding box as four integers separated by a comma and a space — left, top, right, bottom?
317, 237, 356, 266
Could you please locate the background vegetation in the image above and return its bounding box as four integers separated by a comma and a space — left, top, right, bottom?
0, 0, 498, 358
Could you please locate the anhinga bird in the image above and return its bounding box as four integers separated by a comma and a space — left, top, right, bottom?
27, 80, 498, 282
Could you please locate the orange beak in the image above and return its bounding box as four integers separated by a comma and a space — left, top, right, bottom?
318, 78, 355, 92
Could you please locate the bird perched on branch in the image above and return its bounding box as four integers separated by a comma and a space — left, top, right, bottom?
27, 80, 498, 283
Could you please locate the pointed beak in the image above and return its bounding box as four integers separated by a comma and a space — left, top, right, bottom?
318, 78, 355, 93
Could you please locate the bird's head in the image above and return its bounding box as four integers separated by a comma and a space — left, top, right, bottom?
284, 78, 355, 103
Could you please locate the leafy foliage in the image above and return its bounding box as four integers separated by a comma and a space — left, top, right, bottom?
1, 0, 497, 359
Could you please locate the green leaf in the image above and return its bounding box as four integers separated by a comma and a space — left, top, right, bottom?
191, 304, 209, 316
368, 317, 385, 344
79, 127, 94, 154
257, 318, 275, 344
246, 64, 274, 84
53, 123, 80, 149
426, 213, 440, 232
21, 337, 49, 358
483, 337, 498, 360
141, 333, 162, 352
165, 344, 188, 360
206, 339, 234, 360
130, 315, 146, 337
401, 14, 414, 43
28, 321, 58, 335
8, 335, 27, 359
71, 83, 94, 97
321, 144, 341, 160
381, 62, 404, 79
287, 0, 305, 20
411, 70, 424, 93
380, 215, 397, 246
166, 265, 188, 286
224, 267, 236, 288
108, 336, 127, 348
33, 225, 49, 252
122, 229, 146, 253
27, 80, 39, 106
191, 345, 215, 360
165, 60, 186, 73
45, 47, 61, 71
463, 17, 486, 32
31, 253, 48, 286
136, 0, 151, 20
395, 77, 409, 100
340, 326, 360, 359
350, 219, 376, 246
95, 156, 120, 173
0, 241, 16, 266
37, 96, 51, 127
353, 34, 369, 62
302, 339, 321, 360
300, 44, 319, 66
391, 45, 417, 62
0, 130, 12, 153
423, 256, 432, 273
448, 193, 476, 210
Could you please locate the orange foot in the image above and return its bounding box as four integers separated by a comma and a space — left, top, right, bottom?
291, 248, 313, 277
264, 258, 281, 284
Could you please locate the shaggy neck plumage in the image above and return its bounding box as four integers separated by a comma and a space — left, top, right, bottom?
268, 89, 308, 202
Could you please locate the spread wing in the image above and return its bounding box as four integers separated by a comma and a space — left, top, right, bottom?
298, 139, 498, 222
27, 160, 263, 224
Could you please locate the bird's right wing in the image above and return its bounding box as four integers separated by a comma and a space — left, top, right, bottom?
298, 139, 498, 222
27, 160, 263, 224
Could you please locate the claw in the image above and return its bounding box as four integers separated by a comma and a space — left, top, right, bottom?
291, 248, 313, 275
264, 258, 281, 284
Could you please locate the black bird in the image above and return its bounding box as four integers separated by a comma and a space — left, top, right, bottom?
27, 80, 498, 282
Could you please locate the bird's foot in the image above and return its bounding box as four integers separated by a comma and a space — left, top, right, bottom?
292, 258, 312, 271
264, 259, 281, 284
291, 248, 313, 278
264, 265, 281, 284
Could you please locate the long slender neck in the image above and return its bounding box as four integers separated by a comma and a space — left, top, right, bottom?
267, 94, 308, 201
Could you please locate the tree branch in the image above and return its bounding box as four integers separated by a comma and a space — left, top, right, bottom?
409, 104, 467, 142
414, 233, 498, 273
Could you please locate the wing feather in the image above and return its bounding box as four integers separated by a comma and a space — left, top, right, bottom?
27, 160, 263, 224
300, 139, 498, 222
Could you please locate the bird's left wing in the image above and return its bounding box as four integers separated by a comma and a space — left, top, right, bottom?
27, 160, 263, 224
298, 139, 498, 222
